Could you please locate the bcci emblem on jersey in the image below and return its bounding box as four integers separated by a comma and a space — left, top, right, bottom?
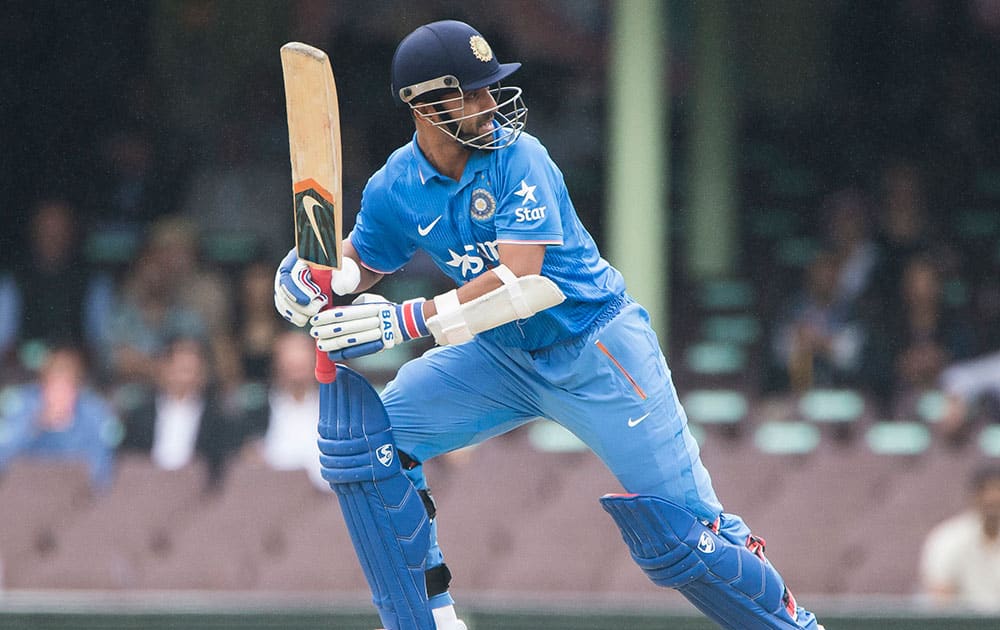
469, 188, 496, 222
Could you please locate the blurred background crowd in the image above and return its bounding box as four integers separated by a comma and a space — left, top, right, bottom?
2, 0, 1000, 619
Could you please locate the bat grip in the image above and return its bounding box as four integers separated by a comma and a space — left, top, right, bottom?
309, 266, 337, 383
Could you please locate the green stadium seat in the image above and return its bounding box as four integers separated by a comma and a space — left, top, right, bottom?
701, 314, 761, 345
201, 232, 261, 264
864, 421, 931, 456
749, 207, 801, 240
942, 279, 969, 308
84, 227, 141, 265
798, 388, 865, 424
698, 279, 755, 310
975, 169, 1000, 199
978, 425, 1000, 457
955, 207, 1000, 238
776, 236, 820, 268
683, 389, 748, 425
528, 419, 587, 453
915, 390, 948, 423
753, 421, 820, 456
769, 165, 820, 200
684, 342, 747, 375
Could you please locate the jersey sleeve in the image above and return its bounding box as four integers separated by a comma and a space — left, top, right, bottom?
348, 179, 416, 274
493, 140, 564, 245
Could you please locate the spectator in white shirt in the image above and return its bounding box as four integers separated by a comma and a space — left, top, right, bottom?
243, 331, 327, 491
119, 336, 245, 490
920, 464, 1000, 613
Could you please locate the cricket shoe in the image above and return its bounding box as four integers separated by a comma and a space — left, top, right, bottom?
375, 605, 467, 630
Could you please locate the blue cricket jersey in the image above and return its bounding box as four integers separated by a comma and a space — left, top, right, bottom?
349, 131, 626, 351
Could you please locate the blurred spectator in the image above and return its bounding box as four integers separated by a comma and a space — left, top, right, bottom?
866, 161, 957, 306
939, 350, 1000, 440
919, 464, 1000, 613
109, 215, 239, 386
242, 331, 326, 491
236, 260, 287, 382
0, 199, 115, 378
0, 346, 119, 490
87, 125, 169, 225
861, 254, 977, 418
118, 336, 246, 490
178, 119, 290, 263
109, 236, 205, 385
822, 187, 878, 306
770, 251, 865, 392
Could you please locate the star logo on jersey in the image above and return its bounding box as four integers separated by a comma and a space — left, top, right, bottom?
514, 179, 537, 205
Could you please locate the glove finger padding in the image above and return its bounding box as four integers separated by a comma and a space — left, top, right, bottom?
316, 327, 384, 353
274, 249, 329, 327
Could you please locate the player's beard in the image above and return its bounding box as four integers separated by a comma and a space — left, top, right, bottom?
456, 111, 495, 144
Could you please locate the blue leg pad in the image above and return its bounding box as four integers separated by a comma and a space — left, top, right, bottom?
318, 366, 435, 630
600, 494, 818, 630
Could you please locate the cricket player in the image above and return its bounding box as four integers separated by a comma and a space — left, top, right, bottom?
274, 20, 823, 630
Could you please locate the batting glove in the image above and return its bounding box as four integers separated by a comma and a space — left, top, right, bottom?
309, 293, 430, 360
273, 248, 329, 327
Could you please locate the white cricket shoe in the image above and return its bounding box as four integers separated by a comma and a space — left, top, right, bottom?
374, 604, 467, 630
432, 604, 467, 629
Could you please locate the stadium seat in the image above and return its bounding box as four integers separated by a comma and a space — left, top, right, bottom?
701, 314, 762, 345
0, 460, 92, 587
9, 456, 208, 589
864, 422, 932, 456
253, 497, 367, 592
137, 459, 322, 589
798, 388, 866, 442
978, 424, 1000, 457
682, 389, 749, 442
527, 419, 588, 453
753, 420, 820, 456
684, 342, 747, 376
698, 278, 755, 311
684, 389, 749, 424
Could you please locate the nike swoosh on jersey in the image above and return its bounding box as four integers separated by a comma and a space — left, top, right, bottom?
417, 215, 443, 236
627, 412, 651, 428
302, 194, 330, 259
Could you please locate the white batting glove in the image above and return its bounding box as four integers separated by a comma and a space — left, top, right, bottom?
309, 293, 430, 360
273, 248, 328, 327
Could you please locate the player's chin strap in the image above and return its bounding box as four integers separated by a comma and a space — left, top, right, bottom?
600, 494, 819, 630
426, 265, 565, 346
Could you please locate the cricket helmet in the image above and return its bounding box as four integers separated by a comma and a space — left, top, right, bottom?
390, 20, 527, 149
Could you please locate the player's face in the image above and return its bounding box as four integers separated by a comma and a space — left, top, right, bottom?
454, 87, 497, 141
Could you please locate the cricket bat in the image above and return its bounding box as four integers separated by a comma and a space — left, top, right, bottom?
280, 42, 343, 383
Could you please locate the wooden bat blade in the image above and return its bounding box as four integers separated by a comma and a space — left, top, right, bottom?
281, 42, 343, 271
282, 41, 342, 383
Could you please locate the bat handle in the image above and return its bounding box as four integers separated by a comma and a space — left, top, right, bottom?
309, 266, 337, 383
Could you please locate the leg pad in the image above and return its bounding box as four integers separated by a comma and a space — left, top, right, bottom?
318, 366, 435, 630
601, 494, 817, 630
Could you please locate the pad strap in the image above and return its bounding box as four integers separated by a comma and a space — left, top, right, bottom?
432, 289, 474, 345
491, 264, 532, 319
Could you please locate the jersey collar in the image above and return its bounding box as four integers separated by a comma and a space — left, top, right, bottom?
409, 133, 491, 187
